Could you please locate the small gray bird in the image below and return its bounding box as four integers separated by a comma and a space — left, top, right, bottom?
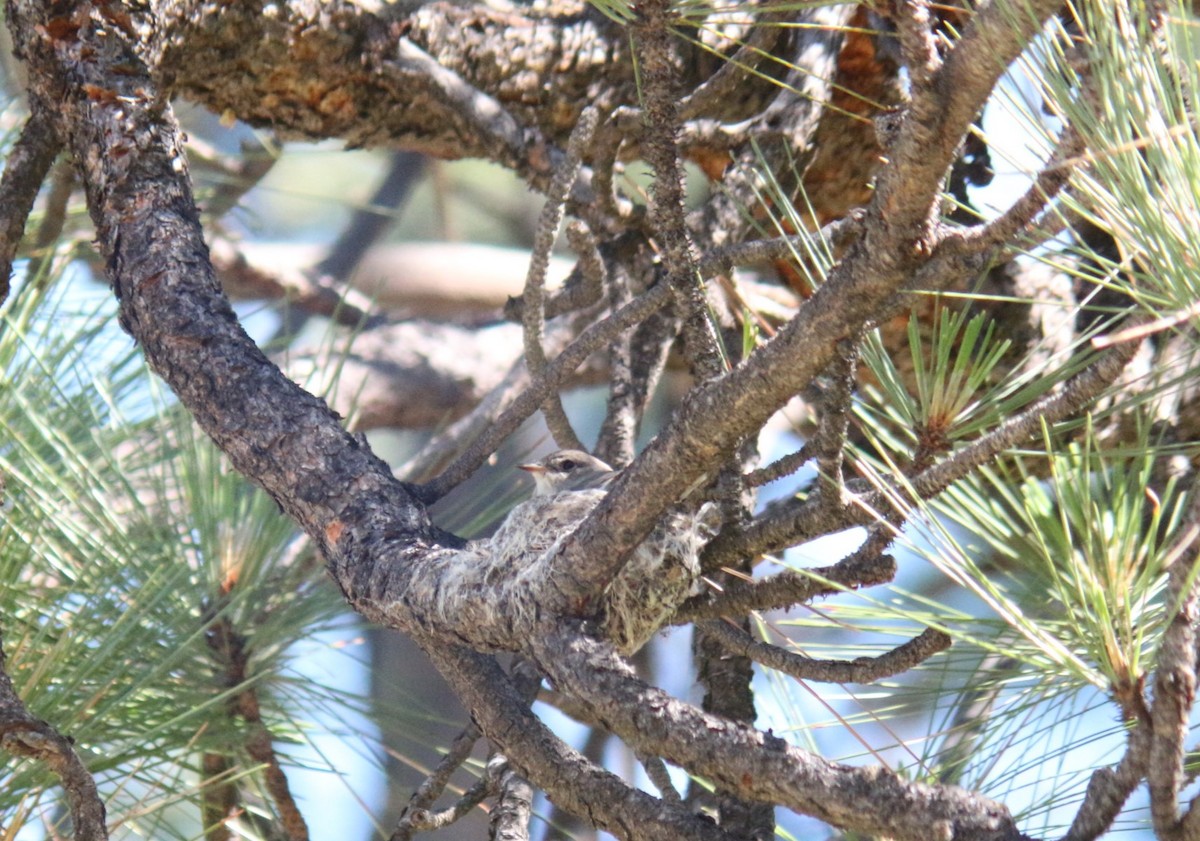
484, 448, 714, 653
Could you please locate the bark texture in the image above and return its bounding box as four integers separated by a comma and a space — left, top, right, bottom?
1, 1, 1185, 840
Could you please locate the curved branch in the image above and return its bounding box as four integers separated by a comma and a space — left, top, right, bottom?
0, 634, 107, 841
699, 621, 952, 684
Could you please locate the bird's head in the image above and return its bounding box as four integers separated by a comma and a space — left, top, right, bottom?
519, 449, 616, 496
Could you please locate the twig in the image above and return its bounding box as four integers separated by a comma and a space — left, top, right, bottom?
209, 238, 379, 328
273, 151, 423, 341
187, 133, 277, 222
396, 778, 491, 837
1092, 301, 1200, 349
1148, 494, 1200, 839
595, 255, 637, 468
0, 632, 107, 841
589, 106, 639, 222
503, 226, 616, 324
744, 443, 812, 488
532, 626, 1026, 841
694, 592, 773, 840
893, 0, 941, 90
811, 340, 859, 513
1063, 723, 1151, 841
397, 356, 530, 484
0, 110, 60, 304
206, 617, 309, 841
23, 157, 74, 286
425, 644, 732, 841
677, 19, 785, 122
316, 152, 424, 282
239, 694, 309, 841
391, 722, 484, 841
522, 109, 599, 452
700, 621, 951, 684
392, 38, 531, 175
679, 551, 897, 624
633, 0, 726, 382
948, 124, 1084, 255
604, 303, 681, 467
694, 215, 861, 280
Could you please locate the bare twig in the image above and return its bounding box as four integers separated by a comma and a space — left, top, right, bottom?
522, 109, 599, 452
692, 216, 861, 279
488, 754, 535, 841
948, 125, 1085, 255
396, 777, 491, 837
700, 621, 951, 684
397, 356, 530, 484
392, 38, 534, 177
694, 600, 774, 839
1148, 494, 1200, 839
533, 627, 1025, 841
677, 19, 785, 122
1063, 723, 1151, 841
596, 256, 637, 468
745, 444, 812, 489
189, 134, 278, 222
638, 753, 682, 804
680, 553, 898, 624
894, 1, 942, 90
0, 109, 60, 303
206, 617, 309, 841
720, 332, 1144, 567
0, 632, 107, 841
209, 238, 378, 328
811, 340, 859, 513
391, 722, 483, 841
426, 644, 732, 841
24, 157, 74, 285
589, 106, 639, 222
633, 0, 726, 382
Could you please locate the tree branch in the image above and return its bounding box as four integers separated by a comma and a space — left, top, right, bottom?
699, 621, 951, 684
0, 632, 107, 841
633, 0, 726, 382
0, 109, 60, 303
719, 334, 1144, 566
522, 109, 599, 452
533, 627, 1024, 841
426, 643, 734, 841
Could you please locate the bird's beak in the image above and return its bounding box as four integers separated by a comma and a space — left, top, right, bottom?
519, 463, 544, 474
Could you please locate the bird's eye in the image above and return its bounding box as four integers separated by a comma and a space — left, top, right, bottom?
559, 459, 576, 471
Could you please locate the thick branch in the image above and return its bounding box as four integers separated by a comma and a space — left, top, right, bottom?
426, 644, 734, 841
533, 627, 1024, 841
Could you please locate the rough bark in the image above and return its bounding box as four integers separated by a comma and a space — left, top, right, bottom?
2, 1, 1172, 840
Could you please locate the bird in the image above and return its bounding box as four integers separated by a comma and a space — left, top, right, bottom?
483, 448, 715, 654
